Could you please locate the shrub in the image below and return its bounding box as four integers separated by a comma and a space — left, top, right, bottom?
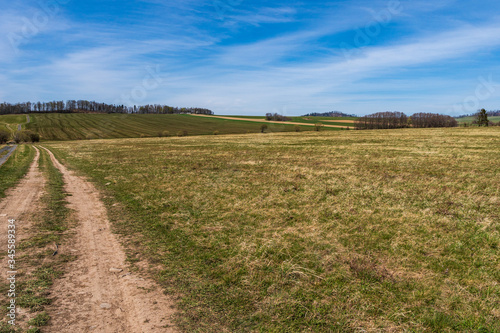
13, 131, 26, 143
27, 131, 40, 142
213, 130, 220, 135
314, 123, 323, 131
0, 129, 9, 144
294, 125, 301, 132
162, 130, 170, 137
260, 124, 268, 133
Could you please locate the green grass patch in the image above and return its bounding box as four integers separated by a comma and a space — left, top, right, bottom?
0, 145, 35, 198
46, 127, 500, 332
0, 115, 27, 125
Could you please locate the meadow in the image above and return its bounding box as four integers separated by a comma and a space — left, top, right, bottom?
45, 127, 500, 332
20, 113, 338, 141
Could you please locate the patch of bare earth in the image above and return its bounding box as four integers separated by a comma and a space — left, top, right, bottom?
41, 147, 176, 333
0, 147, 44, 280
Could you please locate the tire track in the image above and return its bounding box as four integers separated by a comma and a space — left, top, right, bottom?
0, 147, 44, 280
40, 147, 176, 333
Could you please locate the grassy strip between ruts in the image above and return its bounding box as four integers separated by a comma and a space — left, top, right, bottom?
0, 145, 35, 199
45, 128, 500, 332
0, 147, 74, 333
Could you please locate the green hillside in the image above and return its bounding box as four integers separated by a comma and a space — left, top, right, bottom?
0, 114, 27, 133
22, 113, 334, 141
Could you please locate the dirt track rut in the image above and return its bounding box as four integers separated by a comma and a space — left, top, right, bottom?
41, 147, 176, 332
0, 147, 44, 280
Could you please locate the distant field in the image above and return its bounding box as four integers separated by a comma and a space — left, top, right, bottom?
47, 127, 500, 332
22, 113, 342, 141
214, 115, 357, 127
456, 116, 500, 123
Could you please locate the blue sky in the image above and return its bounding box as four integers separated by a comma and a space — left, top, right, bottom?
1, 0, 500, 116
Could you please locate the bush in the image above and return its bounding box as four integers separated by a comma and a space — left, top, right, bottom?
11, 130, 40, 143
158, 130, 171, 137
314, 123, 323, 131
213, 130, 220, 135
260, 124, 268, 133
28, 132, 40, 142
0, 129, 9, 144
294, 125, 301, 132
177, 130, 188, 137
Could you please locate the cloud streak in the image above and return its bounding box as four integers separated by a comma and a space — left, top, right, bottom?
1, 1, 500, 116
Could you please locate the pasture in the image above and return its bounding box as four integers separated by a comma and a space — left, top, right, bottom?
45, 127, 500, 332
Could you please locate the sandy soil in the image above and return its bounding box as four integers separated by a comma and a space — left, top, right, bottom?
0, 147, 44, 280
190, 114, 355, 128
41, 147, 176, 332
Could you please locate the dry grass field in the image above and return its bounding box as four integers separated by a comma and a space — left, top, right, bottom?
44, 127, 500, 332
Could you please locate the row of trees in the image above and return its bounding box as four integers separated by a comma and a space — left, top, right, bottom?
265, 113, 291, 121
0, 101, 213, 115
355, 112, 458, 130
456, 110, 500, 118
409, 113, 458, 128
302, 111, 357, 117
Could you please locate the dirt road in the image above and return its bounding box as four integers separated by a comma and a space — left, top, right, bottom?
41, 147, 176, 332
190, 114, 355, 128
0, 147, 44, 279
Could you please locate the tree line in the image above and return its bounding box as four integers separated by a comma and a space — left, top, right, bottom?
355, 112, 458, 130
302, 111, 357, 117
0, 101, 213, 115
265, 113, 291, 121
456, 110, 500, 118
